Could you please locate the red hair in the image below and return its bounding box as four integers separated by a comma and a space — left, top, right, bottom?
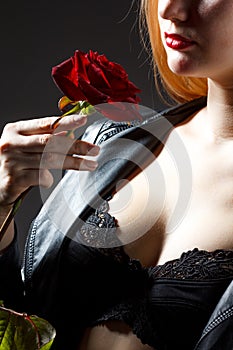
140, 0, 207, 103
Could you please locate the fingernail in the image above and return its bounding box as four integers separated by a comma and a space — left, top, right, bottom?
85, 160, 98, 170
88, 145, 100, 156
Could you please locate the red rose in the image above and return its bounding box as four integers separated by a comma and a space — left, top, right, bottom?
51, 50, 142, 121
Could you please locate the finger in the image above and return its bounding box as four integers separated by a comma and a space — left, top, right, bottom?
70, 140, 100, 157
51, 114, 88, 134
4, 114, 87, 136
15, 169, 54, 188
40, 138, 100, 156
40, 153, 98, 171
1, 133, 100, 156
0, 133, 55, 153
40, 137, 100, 157
1, 150, 98, 171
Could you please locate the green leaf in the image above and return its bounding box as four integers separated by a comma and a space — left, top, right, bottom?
29, 316, 55, 348
40, 340, 54, 350
0, 305, 56, 350
80, 104, 96, 116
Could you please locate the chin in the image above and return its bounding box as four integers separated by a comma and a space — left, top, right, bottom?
167, 56, 199, 77
169, 64, 201, 78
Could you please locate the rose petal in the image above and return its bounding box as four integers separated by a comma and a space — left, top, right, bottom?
78, 77, 109, 105
95, 102, 142, 122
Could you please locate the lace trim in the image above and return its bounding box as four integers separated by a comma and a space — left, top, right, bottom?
80, 200, 233, 281
92, 298, 162, 349
150, 248, 233, 281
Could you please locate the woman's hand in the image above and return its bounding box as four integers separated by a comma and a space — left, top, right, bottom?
0, 114, 100, 208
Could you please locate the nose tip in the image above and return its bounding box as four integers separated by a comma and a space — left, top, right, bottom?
158, 0, 189, 22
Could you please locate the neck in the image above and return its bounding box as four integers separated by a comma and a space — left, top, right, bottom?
205, 79, 233, 141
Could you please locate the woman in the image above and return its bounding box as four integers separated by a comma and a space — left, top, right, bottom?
0, 0, 233, 349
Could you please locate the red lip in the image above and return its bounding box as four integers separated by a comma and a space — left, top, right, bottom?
165, 33, 195, 50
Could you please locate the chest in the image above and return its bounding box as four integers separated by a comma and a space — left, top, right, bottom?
108, 130, 233, 265
158, 132, 233, 263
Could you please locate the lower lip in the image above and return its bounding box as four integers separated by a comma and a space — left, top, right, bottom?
166, 37, 194, 50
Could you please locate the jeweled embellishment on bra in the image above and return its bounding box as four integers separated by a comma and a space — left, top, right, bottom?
80, 200, 121, 248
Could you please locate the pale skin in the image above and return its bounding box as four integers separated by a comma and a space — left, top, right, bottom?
1, 0, 233, 349
0, 114, 100, 250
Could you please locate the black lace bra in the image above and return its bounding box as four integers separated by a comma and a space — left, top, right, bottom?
79, 198, 233, 279
76, 199, 233, 350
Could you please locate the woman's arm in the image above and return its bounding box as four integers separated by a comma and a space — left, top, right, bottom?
0, 114, 100, 248
0, 113, 100, 310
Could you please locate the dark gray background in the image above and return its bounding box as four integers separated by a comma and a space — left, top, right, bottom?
0, 0, 164, 248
